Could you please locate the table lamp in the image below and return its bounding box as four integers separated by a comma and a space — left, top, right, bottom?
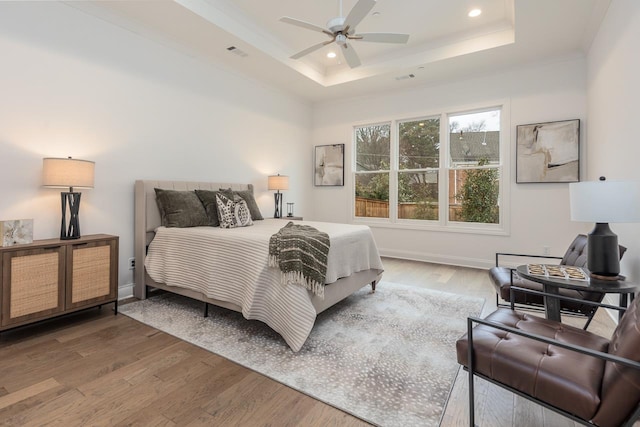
569, 177, 640, 280
268, 174, 289, 218
42, 157, 95, 240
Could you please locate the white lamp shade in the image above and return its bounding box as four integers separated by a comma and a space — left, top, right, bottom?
268, 175, 289, 191
570, 180, 640, 223
42, 157, 95, 189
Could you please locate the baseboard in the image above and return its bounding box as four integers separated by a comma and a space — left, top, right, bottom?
379, 248, 493, 270
118, 283, 134, 300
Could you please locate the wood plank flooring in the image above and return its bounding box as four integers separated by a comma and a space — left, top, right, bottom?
0, 307, 367, 426
0, 258, 620, 426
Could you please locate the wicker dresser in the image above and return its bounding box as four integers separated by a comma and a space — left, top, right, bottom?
0, 234, 118, 331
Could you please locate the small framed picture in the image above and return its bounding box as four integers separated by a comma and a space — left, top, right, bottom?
314, 144, 345, 186
516, 119, 580, 183
1, 219, 34, 247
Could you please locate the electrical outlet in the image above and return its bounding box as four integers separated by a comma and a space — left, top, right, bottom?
128, 257, 135, 270
543, 246, 551, 256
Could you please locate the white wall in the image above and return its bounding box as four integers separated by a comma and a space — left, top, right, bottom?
311, 57, 592, 268
0, 3, 312, 296
4, 1, 637, 295
587, 0, 640, 281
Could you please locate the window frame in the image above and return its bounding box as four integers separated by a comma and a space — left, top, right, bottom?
351, 100, 510, 236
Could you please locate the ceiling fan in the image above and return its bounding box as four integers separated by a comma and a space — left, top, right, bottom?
280, 0, 409, 68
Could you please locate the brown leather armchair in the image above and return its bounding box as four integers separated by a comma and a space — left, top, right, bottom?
457, 289, 640, 427
489, 234, 627, 329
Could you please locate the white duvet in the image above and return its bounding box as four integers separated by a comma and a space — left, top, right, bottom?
144, 219, 383, 351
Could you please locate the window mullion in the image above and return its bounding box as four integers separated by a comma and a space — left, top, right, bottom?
390, 120, 399, 222
439, 112, 449, 225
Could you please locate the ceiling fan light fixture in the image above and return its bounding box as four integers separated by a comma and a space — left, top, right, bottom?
281, 0, 408, 69
468, 8, 482, 18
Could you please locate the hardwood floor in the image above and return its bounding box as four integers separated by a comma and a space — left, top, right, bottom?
0, 257, 619, 426
0, 308, 367, 426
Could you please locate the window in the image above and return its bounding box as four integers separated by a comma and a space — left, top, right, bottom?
353, 104, 506, 232
398, 118, 440, 220
448, 110, 501, 224
354, 123, 390, 218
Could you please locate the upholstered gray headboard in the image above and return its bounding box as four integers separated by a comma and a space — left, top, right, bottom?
133, 180, 253, 298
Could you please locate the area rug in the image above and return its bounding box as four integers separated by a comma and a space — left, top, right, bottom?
119, 281, 484, 426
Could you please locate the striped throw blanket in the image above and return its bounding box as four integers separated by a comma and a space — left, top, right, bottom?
268, 222, 330, 298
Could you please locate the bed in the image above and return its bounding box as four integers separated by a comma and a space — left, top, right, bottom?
134, 180, 384, 351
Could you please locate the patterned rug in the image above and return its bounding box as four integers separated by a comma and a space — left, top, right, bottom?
119, 281, 484, 426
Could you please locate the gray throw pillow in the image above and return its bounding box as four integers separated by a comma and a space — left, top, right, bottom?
195, 189, 233, 227
154, 188, 210, 228
219, 188, 264, 221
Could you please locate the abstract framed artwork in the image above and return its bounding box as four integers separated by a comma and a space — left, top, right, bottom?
516, 119, 580, 183
1, 219, 34, 247
314, 144, 345, 186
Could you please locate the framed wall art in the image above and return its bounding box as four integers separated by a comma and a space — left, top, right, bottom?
1, 219, 34, 247
516, 119, 580, 183
314, 144, 344, 186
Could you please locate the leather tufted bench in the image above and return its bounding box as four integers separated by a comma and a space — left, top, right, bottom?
488, 234, 626, 328
457, 297, 640, 427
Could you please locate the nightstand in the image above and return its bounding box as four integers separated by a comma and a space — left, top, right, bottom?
278, 216, 303, 220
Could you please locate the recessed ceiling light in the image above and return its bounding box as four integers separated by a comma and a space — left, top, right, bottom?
327, 52, 337, 58
372, 11, 381, 16
468, 8, 482, 18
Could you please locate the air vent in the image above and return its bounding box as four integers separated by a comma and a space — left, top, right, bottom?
395, 74, 415, 81
226, 46, 248, 58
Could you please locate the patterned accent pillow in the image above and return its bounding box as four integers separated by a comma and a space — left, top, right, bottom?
215, 193, 236, 228
219, 188, 264, 221
234, 195, 254, 227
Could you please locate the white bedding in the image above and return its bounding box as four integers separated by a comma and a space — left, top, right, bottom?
144, 219, 384, 351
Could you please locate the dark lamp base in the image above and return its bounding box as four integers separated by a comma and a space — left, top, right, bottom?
587, 222, 620, 279
60, 191, 82, 240
273, 192, 283, 219
61, 234, 81, 240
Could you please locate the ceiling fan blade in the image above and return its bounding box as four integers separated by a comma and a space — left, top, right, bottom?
343, 0, 376, 31
280, 17, 333, 37
353, 33, 410, 44
341, 43, 361, 68
290, 40, 333, 59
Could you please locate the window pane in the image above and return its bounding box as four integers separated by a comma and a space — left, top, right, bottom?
355, 173, 389, 218
399, 118, 440, 170
398, 171, 439, 220
355, 124, 390, 171
449, 168, 500, 224
449, 110, 500, 167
